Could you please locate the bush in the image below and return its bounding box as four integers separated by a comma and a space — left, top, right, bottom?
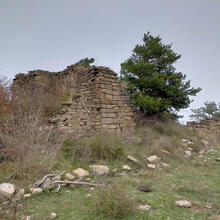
95, 183, 136, 219
61, 133, 124, 162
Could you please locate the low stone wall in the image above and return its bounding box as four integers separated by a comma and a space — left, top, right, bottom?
12, 65, 136, 137
187, 118, 220, 134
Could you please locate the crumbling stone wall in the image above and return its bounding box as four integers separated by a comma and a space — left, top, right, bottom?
187, 118, 220, 134
12, 65, 136, 137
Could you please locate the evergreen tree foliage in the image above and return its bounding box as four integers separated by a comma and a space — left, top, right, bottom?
120, 32, 201, 118
190, 101, 220, 121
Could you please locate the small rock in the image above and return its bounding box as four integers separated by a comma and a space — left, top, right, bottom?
184, 150, 192, 158
204, 205, 212, 209
89, 165, 109, 176
65, 173, 75, 180
24, 194, 31, 198
160, 162, 168, 168
0, 183, 15, 197
201, 140, 209, 145
161, 149, 171, 154
122, 165, 131, 170
72, 168, 89, 177
21, 216, 31, 220
112, 168, 118, 173
137, 204, 151, 211
31, 188, 43, 195
90, 187, 94, 191
49, 212, 57, 219
137, 186, 152, 193
86, 194, 91, 198
175, 200, 192, 208
146, 155, 158, 163
181, 139, 188, 143
216, 158, 220, 162
127, 155, 139, 163
147, 164, 156, 169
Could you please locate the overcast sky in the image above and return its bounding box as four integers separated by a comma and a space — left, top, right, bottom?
0, 0, 219, 122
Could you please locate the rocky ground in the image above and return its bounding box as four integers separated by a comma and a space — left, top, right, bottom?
0, 126, 220, 220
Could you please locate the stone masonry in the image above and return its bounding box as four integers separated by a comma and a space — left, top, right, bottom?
12, 65, 136, 137
187, 118, 220, 134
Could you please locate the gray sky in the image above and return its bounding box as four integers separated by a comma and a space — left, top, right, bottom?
0, 0, 219, 122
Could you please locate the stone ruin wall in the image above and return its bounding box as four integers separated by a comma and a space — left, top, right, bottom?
187, 118, 220, 134
12, 65, 136, 137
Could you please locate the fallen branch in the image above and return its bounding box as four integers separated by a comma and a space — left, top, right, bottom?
32, 173, 58, 188
53, 180, 102, 187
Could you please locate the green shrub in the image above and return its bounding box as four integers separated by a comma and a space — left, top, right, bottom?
95, 183, 136, 219
61, 133, 124, 162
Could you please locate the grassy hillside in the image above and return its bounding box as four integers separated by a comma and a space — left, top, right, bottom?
1, 122, 220, 220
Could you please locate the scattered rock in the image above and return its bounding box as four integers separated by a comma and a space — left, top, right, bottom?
147, 164, 156, 169
184, 150, 192, 158
137, 204, 151, 211
146, 155, 158, 163
122, 165, 131, 170
72, 168, 89, 177
204, 205, 212, 209
161, 149, 171, 154
181, 139, 188, 143
201, 140, 209, 145
137, 186, 152, 193
0, 183, 15, 197
112, 168, 118, 173
89, 165, 109, 175
86, 194, 92, 198
49, 212, 57, 219
31, 188, 43, 195
65, 173, 75, 180
127, 155, 139, 163
24, 194, 31, 198
160, 162, 168, 168
175, 200, 192, 208
216, 158, 220, 162
21, 216, 31, 220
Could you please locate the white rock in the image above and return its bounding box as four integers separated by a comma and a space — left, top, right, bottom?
137, 204, 151, 211
122, 165, 131, 170
175, 200, 192, 208
72, 168, 89, 177
181, 139, 189, 143
112, 168, 118, 173
32, 188, 43, 195
185, 150, 192, 158
160, 162, 168, 168
86, 194, 92, 198
24, 194, 31, 198
49, 212, 57, 219
161, 149, 171, 154
201, 140, 209, 145
89, 165, 109, 176
146, 155, 158, 163
0, 183, 15, 197
127, 155, 138, 163
65, 173, 75, 180
21, 216, 31, 220
147, 164, 156, 169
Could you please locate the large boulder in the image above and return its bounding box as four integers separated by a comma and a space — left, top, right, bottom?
0, 183, 15, 197
73, 168, 89, 177
89, 165, 109, 176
